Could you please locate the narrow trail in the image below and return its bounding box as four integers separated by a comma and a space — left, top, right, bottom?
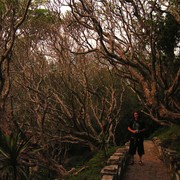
123, 140, 171, 180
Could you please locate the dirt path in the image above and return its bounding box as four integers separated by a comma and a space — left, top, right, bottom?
123, 140, 171, 180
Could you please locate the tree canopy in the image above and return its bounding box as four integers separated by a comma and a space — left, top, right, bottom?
0, 0, 179, 178
65, 0, 180, 125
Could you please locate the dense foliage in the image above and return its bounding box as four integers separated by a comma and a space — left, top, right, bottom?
0, 0, 179, 178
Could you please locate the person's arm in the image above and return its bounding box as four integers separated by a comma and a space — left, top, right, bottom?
139, 128, 146, 132
128, 126, 136, 134
128, 126, 145, 134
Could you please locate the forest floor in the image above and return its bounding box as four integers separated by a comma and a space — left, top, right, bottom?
122, 140, 171, 180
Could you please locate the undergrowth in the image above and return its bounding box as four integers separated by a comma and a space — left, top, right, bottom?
150, 124, 180, 155
65, 146, 119, 180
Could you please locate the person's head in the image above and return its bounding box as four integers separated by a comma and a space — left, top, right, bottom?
133, 111, 139, 121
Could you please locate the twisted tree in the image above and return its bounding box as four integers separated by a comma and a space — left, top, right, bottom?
66, 0, 180, 125
0, 0, 31, 132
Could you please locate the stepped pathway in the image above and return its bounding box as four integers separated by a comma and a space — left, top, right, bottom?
123, 140, 171, 180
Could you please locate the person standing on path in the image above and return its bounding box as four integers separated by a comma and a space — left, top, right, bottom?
128, 111, 146, 165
